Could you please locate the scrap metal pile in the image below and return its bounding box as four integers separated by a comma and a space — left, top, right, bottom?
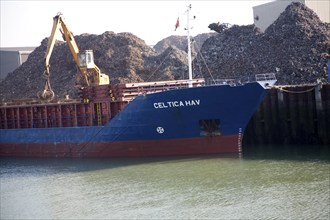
196, 2, 329, 84
153, 33, 216, 55
0, 32, 190, 101
0, 2, 329, 101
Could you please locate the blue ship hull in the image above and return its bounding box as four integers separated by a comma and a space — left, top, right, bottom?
0, 80, 273, 157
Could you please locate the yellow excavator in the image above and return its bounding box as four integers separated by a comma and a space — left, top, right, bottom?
38, 13, 109, 101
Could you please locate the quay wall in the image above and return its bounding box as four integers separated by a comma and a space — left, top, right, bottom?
244, 83, 330, 147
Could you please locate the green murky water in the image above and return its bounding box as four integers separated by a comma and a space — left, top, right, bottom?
1, 153, 329, 219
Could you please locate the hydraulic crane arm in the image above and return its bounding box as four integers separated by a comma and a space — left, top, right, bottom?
44, 13, 80, 76
38, 13, 109, 101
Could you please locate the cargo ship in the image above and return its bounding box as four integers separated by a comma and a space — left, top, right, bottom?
0, 75, 276, 157
0, 8, 277, 158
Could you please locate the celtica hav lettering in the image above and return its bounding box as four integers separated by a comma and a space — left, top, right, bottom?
166, 101, 179, 107
153, 99, 200, 109
153, 102, 168, 109
185, 99, 200, 106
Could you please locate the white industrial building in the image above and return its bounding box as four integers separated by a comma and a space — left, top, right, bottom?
0, 47, 35, 81
253, 0, 330, 32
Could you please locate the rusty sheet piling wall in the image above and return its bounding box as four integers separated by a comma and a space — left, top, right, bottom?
244, 83, 330, 146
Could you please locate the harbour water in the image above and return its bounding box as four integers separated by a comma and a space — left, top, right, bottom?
1, 148, 329, 219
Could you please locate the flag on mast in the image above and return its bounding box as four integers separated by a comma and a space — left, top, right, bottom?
174, 17, 180, 31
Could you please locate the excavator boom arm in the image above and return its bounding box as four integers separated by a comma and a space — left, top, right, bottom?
44, 15, 61, 76
38, 13, 109, 101
44, 14, 80, 74
57, 15, 80, 65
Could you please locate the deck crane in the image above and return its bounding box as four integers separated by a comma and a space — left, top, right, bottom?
38, 13, 109, 101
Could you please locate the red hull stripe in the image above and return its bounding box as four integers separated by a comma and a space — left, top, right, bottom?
0, 135, 240, 158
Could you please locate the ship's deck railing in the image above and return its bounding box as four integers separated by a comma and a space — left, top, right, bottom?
204, 73, 276, 87
0, 98, 81, 108
113, 79, 204, 101
255, 73, 276, 81
1, 74, 277, 106
205, 76, 252, 87
205, 78, 245, 86
135, 73, 277, 97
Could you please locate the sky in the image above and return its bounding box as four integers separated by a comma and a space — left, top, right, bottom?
0, 0, 272, 47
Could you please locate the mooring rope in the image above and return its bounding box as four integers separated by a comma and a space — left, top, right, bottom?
272, 84, 320, 94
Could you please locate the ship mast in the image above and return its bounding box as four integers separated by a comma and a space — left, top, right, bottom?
186, 4, 193, 88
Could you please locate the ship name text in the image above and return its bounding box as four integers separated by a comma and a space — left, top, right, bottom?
153, 99, 200, 109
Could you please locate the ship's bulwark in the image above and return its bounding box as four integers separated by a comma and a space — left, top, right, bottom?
0, 80, 270, 158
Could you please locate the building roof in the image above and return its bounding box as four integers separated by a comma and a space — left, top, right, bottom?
0, 47, 36, 52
